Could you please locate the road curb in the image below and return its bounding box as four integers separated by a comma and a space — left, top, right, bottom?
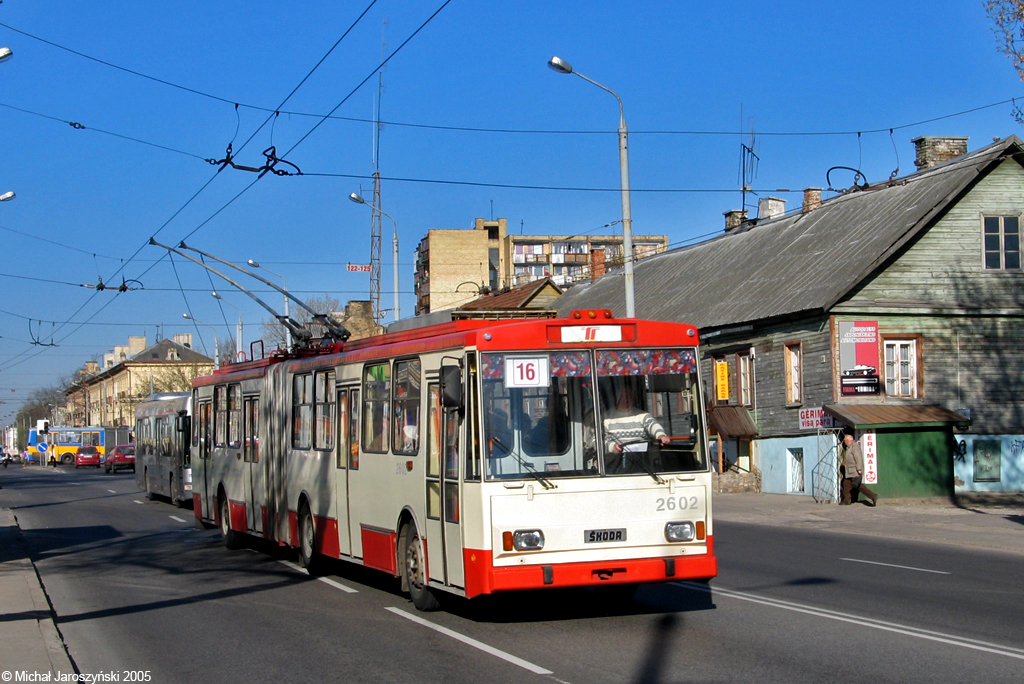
0, 507, 77, 676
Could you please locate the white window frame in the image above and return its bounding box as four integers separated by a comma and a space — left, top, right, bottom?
884, 339, 917, 398
737, 353, 753, 407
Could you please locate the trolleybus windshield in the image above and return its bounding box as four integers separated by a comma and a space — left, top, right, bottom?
481, 349, 706, 481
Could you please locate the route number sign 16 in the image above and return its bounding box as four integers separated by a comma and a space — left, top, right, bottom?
505, 357, 550, 388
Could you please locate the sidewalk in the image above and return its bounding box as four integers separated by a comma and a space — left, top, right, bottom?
0, 506, 77, 676
713, 491, 1024, 556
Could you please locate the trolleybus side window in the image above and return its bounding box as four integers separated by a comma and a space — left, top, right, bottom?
426, 383, 441, 519
348, 389, 360, 469
244, 397, 259, 463
363, 363, 390, 454
336, 389, 348, 469
227, 384, 241, 448
464, 354, 480, 481
314, 371, 335, 451
292, 373, 313, 449
214, 386, 227, 447
393, 359, 421, 455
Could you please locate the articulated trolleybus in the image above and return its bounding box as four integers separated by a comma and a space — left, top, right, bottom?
193, 309, 716, 609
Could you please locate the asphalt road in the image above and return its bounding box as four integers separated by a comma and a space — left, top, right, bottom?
2, 465, 1022, 683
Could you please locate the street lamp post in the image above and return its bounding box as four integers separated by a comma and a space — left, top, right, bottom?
247, 260, 290, 349
548, 55, 636, 318
183, 313, 219, 369
211, 291, 243, 362
349, 192, 400, 322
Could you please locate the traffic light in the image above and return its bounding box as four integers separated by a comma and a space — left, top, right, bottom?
36, 419, 49, 434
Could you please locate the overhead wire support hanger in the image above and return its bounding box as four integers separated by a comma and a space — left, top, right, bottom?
206, 142, 302, 178
175, 242, 352, 344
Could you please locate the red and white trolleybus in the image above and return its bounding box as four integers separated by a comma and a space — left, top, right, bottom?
192, 308, 717, 610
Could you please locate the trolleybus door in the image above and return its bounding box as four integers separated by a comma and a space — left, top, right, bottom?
425, 384, 444, 582
243, 397, 263, 534
197, 401, 213, 519
442, 397, 464, 587
333, 387, 355, 557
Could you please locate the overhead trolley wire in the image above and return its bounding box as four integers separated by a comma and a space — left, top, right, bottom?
2, 20, 1013, 139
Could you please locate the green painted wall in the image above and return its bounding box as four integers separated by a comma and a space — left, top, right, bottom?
876, 428, 953, 498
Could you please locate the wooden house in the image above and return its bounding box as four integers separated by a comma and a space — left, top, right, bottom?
558, 135, 1024, 499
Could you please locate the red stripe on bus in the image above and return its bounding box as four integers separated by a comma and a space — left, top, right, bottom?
462, 536, 717, 599
361, 526, 397, 575
288, 510, 299, 548
229, 500, 247, 532
261, 506, 269, 538
317, 516, 340, 558
193, 494, 202, 520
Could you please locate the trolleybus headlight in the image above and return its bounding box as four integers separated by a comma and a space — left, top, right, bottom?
512, 529, 545, 551
665, 521, 696, 542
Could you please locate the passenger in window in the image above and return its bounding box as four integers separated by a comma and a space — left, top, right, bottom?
601, 379, 669, 471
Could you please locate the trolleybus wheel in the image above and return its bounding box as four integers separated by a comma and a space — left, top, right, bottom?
297, 503, 322, 575
220, 494, 242, 550
403, 526, 440, 611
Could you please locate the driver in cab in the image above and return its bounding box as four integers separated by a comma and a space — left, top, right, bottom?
601, 379, 670, 472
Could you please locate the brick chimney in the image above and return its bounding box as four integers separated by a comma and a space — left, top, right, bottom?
758, 197, 786, 220
723, 209, 748, 232
912, 136, 969, 170
173, 332, 193, 349
590, 248, 606, 282
802, 187, 822, 214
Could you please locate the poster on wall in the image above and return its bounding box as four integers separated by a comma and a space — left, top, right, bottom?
862, 431, 878, 484
798, 407, 835, 430
716, 360, 729, 402
839, 321, 881, 396
973, 440, 1002, 482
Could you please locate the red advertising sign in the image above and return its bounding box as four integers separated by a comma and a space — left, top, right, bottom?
839, 320, 880, 396
863, 431, 878, 484
347, 263, 371, 273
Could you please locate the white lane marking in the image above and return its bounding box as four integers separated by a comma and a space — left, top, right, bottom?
132, 500, 145, 505
318, 576, 359, 594
107, 489, 117, 494
677, 582, 1024, 660
277, 559, 359, 593
385, 606, 554, 675
840, 557, 950, 575
169, 515, 187, 523
69, 482, 81, 486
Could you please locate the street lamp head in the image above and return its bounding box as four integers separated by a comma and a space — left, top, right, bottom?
0, 191, 15, 202
247, 259, 260, 268
547, 56, 573, 74
349, 192, 367, 205
182, 313, 193, 320
0, 47, 12, 63
211, 291, 222, 300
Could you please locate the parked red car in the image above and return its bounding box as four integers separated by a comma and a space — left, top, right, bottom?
104, 444, 136, 474
75, 446, 101, 468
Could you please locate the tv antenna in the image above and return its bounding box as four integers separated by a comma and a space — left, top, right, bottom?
738, 112, 760, 213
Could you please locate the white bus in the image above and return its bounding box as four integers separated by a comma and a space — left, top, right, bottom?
193, 309, 717, 610
135, 393, 193, 507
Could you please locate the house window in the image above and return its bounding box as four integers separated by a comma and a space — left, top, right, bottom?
785, 342, 802, 405
983, 216, 1021, 270
737, 353, 753, 407
884, 339, 917, 398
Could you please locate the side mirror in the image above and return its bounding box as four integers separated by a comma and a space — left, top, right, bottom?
176, 414, 191, 434
440, 365, 463, 409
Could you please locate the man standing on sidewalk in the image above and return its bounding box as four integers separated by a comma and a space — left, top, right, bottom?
839, 432, 878, 506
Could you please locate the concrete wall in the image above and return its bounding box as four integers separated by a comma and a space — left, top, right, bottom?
758, 433, 839, 499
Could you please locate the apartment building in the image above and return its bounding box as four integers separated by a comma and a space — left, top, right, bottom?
413, 218, 667, 314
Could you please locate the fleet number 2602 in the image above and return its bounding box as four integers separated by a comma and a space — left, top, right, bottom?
656, 496, 698, 511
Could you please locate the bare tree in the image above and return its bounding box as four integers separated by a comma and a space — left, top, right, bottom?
259, 295, 342, 348
987, 1, 1024, 121
151, 364, 212, 393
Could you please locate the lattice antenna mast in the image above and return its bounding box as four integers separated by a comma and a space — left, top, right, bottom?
367, 19, 388, 326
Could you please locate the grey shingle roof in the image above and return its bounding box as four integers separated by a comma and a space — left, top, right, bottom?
557, 136, 1023, 329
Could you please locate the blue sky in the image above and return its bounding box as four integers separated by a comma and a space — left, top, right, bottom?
1, 0, 1021, 421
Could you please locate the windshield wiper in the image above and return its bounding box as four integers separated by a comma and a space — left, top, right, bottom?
491, 435, 556, 490
615, 440, 666, 485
